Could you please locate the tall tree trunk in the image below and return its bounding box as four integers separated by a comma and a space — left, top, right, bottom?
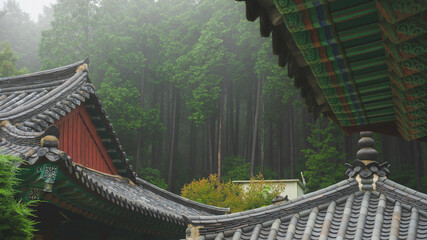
283, 108, 290, 177
289, 97, 294, 178
212, 119, 217, 172
189, 121, 196, 180
243, 78, 254, 162
165, 86, 171, 170
151, 85, 159, 167
243, 97, 252, 162
217, 89, 224, 181
250, 77, 262, 178
277, 121, 283, 178
316, 120, 321, 152
268, 121, 274, 169
234, 97, 240, 156
260, 91, 265, 176
167, 88, 178, 191
175, 91, 181, 160
207, 118, 213, 174
408, 141, 416, 166
414, 142, 423, 191
202, 125, 208, 176
136, 67, 145, 175
303, 109, 308, 150
227, 80, 234, 157
156, 89, 164, 170
305, 111, 313, 151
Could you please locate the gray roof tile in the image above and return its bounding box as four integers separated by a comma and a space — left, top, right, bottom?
187, 177, 427, 240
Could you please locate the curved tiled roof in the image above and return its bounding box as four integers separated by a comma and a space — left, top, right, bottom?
0, 58, 138, 178
1, 129, 228, 223
184, 178, 427, 240
0, 61, 229, 234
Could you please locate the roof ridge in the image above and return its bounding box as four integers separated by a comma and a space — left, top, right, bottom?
0, 58, 87, 83
75, 163, 134, 183
376, 178, 427, 214
381, 178, 427, 199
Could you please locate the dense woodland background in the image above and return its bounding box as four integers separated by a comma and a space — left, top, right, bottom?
1, 0, 426, 193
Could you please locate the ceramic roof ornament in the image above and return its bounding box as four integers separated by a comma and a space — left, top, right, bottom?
345, 131, 390, 191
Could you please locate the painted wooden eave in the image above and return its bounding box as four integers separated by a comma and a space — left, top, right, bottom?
237, 0, 427, 141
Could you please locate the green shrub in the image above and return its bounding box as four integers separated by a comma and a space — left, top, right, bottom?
0, 155, 36, 240
242, 175, 284, 210
181, 174, 285, 212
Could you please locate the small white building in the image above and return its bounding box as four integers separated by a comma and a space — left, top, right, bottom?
233, 179, 306, 201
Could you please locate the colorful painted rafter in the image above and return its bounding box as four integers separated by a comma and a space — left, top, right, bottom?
377, 0, 427, 140
272, 0, 426, 140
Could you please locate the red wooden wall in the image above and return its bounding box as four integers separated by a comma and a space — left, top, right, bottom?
55, 103, 118, 175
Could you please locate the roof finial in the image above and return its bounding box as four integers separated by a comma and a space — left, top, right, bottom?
356, 131, 378, 162
345, 131, 390, 191
76, 63, 88, 73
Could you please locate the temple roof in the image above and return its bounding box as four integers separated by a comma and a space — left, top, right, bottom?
237, 0, 426, 141
0, 60, 229, 238
184, 132, 427, 239
0, 59, 135, 178
184, 177, 427, 240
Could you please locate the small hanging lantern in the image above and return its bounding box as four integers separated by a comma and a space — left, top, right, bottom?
43, 178, 55, 192
41, 164, 58, 192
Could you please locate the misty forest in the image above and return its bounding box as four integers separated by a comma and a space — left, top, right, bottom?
1, 0, 426, 194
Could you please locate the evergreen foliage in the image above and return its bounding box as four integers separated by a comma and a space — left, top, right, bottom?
39, 0, 99, 70
0, 41, 28, 77
221, 156, 278, 181
302, 118, 346, 191
98, 66, 144, 135
0, 155, 36, 240
139, 167, 168, 190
